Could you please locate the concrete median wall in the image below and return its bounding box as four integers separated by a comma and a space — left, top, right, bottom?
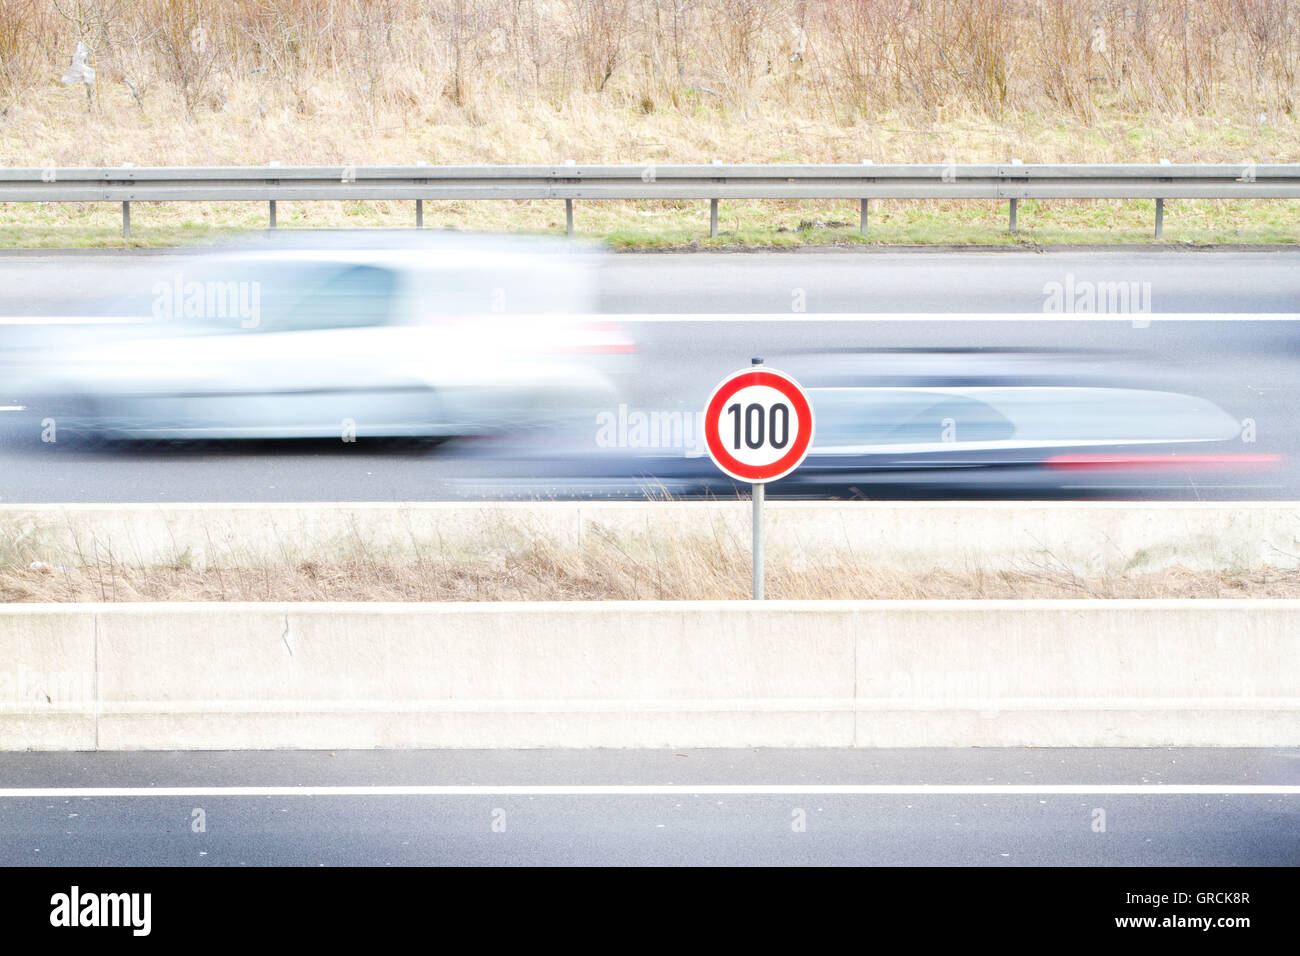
3, 501, 1300, 576
2, 600, 1296, 750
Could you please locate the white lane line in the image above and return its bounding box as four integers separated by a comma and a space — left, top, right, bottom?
1, 312, 1297, 326
0, 315, 153, 325
614, 312, 1300, 323
0, 785, 1296, 798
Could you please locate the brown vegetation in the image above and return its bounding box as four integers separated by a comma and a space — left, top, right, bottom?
6, 545, 1300, 602
0, 1, 1295, 168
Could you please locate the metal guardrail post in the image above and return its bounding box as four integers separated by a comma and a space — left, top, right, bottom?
1009, 198, 1018, 233
121, 201, 130, 239
565, 199, 574, 237
415, 198, 423, 229
1155, 197, 1164, 238
860, 198, 868, 236
269, 200, 277, 229
710, 198, 718, 238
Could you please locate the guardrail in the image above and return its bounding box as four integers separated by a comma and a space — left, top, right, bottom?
1, 162, 1295, 239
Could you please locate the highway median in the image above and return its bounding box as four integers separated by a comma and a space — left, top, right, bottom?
2, 600, 1296, 750
1, 501, 1298, 750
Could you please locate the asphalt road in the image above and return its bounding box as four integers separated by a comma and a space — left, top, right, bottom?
0, 248, 1297, 502
1, 247, 1296, 316
1, 748, 1296, 866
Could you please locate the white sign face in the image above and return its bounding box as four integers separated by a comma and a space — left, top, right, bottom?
703, 367, 815, 483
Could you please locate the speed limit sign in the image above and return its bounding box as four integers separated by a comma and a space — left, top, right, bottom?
703, 360, 815, 600
704, 364, 815, 483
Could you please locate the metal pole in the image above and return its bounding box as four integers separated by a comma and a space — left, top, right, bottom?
269, 200, 277, 229
416, 198, 423, 229
1008, 198, 1018, 234
710, 198, 719, 238
565, 199, 574, 237
751, 356, 764, 601
1155, 197, 1164, 238
859, 198, 868, 236
752, 482, 764, 601
121, 201, 130, 239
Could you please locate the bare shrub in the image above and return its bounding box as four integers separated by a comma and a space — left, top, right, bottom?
3, 0, 1297, 140
149, 0, 219, 115
564, 0, 632, 93
0, 0, 47, 113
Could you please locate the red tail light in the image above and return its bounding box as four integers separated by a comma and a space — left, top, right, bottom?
1044, 452, 1281, 471
558, 321, 637, 355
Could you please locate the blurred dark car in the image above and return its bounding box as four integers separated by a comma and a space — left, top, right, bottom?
464, 381, 1276, 499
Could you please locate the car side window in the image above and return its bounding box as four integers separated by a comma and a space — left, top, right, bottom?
812, 392, 1015, 446
885, 396, 1016, 443
259, 265, 398, 332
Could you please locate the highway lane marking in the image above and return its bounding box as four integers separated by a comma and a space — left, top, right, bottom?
0, 315, 153, 325
613, 312, 1300, 323
1, 785, 1297, 798
3, 312, 1299, 326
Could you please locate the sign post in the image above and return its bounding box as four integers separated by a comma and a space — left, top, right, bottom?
703, 358, 815, 600
752, 478, 764, 600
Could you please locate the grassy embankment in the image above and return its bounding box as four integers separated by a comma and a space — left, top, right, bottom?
0, 0, 1295, 247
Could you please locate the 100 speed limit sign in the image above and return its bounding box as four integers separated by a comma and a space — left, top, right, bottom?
703, 366, 815, 483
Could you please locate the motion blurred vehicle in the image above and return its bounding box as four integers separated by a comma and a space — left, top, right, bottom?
6, 233, 631, 441
767, 384, 1275, 497
464, 358, 1278, 499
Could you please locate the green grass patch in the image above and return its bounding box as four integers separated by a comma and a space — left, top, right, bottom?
0, 197, 1293, 249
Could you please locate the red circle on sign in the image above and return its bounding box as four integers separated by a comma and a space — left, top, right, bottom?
704, 367, 815, 483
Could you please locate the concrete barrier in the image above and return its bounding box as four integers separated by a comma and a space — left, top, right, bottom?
3, 501, 1300, 575
2, 600, 1296, 750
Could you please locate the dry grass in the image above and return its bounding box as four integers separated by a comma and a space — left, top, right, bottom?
6, 545, 1300, 602
1, 2, 1296, 246
0, 0, 1296, 170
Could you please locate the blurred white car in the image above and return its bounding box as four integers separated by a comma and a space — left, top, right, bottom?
13, 234, 632, 440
